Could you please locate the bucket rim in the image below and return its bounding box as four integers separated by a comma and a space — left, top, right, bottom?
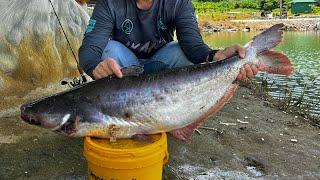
84, 132, 166, 153
83, 132, 169, 169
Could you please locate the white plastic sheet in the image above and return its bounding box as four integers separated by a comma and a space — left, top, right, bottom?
0, 0, 89, 92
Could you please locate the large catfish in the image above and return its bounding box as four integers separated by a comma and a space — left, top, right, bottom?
21, 24, 293, 143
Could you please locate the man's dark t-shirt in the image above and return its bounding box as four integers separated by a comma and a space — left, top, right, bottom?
79, 0, 214, 76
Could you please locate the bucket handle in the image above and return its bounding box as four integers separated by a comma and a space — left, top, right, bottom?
163, 148, 169, 165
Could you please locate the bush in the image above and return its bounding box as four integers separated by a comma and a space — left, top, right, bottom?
312, 5, 320, 14
193, 1, 236, 13
238, 0, 259, 9
193, 0, 279, 12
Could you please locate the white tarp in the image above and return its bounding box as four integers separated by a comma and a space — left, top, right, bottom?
0, 0, 89, 93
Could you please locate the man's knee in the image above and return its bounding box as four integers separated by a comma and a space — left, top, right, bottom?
102, 40, 140, 67
168, 42, 185, 58
165, 42, 193, 68
103, 40, 128, 57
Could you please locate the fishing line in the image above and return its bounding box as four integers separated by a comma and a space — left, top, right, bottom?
48, 0, 87, 86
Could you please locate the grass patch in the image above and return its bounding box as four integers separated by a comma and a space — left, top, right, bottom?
240, 77, 320, 126
197, 9, 260, 22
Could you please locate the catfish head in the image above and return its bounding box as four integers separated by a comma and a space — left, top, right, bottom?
20, 96, 78, 135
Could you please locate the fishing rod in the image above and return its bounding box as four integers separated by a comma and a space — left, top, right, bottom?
48, 0, 87, 87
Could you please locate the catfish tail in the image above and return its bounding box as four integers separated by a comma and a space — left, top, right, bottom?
247, 23, 294, 76
257, 50, 293, 76
248, 23, 285, 53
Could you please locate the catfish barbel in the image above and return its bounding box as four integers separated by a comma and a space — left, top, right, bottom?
21, 24, 293, 142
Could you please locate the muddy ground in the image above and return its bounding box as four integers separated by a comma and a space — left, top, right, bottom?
0, 87, 319, 179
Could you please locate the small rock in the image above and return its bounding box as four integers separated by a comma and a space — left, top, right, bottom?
261, 138, 265, 141
280, 134, 283, 136
210, 157, 217, 162
290, 139, 298, 143
236, 107, 240, 110
243, 27, 250, 32
244, 116, 249, 119
294, 116, 298, 119
24, 171, 28, 174
262, 101, 273, 107
283, 129, 290, 135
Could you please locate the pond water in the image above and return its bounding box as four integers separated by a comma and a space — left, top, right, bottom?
203, 31, 320, 117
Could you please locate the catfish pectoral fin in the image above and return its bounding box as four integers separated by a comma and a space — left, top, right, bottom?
171, 83, 238, 143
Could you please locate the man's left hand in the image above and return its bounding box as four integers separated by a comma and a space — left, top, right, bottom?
213, 44, 259, 81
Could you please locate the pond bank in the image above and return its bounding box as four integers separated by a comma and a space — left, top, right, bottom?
199, 17, 320, 32
0, 84, 319, 179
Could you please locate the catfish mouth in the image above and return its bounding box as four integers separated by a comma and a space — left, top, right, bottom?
20, 103, 43, 126
21, 112, 62, 129
21, 113, 41, 126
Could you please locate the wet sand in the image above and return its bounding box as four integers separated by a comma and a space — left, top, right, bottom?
0, 87, 319, 179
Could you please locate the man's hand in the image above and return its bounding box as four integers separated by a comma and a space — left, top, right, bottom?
213, 44, 259, 81
93, 57, 123, 80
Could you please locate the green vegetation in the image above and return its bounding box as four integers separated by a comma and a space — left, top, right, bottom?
193, 0, 280, 21
193, 0, 320, 21
193, 0, 280, 13
312, 5, 320, 14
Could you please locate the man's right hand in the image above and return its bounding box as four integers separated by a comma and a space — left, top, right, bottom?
92, 57, 123, 80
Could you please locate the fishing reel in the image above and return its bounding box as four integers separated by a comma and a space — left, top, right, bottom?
61, 74, 88, 88
48, 0, 89, 89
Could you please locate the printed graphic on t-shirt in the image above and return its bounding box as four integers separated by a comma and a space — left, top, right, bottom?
86, 19, 96, 33
125, 38, 167, 54
121, 19, 134, 35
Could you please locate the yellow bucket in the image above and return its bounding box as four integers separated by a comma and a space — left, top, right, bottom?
83, 133, 169, 180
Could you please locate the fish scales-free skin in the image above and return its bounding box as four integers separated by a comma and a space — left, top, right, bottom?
21, 24, 293, 142
21, 58, 240, 138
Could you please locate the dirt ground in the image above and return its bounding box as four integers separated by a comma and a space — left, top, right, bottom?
0, 87, 319, 179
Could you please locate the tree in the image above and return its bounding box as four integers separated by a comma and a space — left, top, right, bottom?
260, 0, 279, 13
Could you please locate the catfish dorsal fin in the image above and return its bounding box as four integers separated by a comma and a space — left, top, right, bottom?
121, 66, 144, 77
171, 84, 238, 143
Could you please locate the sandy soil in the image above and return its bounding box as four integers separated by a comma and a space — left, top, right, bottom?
0, 87, 319, 179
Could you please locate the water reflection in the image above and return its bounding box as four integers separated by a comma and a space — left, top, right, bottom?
203, 31, 320, 117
